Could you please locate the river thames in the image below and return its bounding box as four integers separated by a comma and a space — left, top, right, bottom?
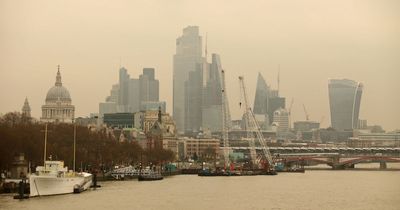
1, 168, 399, 210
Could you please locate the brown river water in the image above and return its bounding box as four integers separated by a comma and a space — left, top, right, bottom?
1, 165, 399, 210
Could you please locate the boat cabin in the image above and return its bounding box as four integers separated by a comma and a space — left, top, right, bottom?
35, 161, 68, 176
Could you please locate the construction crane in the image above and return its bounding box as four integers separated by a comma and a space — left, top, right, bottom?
302, 104, 310, 121
221, 69, 231, 168
288, 98, 294, 129
239, 76, 275, 173
238, 76, 257, 166
239, 77, 257, 166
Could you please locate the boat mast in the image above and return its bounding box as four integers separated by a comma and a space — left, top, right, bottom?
73, 123, 76, 172
44, 123, 48, 167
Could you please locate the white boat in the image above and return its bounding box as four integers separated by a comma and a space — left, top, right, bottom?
29, 160, 92, 196
29, 123, 92, 197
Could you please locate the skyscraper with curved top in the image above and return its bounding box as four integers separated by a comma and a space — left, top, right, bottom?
173, 26, 203, 132
328, 79, 363, 130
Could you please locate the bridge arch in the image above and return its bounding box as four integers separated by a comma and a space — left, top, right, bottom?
339, 156, 400, 167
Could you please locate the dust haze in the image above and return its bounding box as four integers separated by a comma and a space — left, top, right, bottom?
0, 0, 399, 130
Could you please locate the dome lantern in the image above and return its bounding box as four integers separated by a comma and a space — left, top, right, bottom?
55, 65, 62, 86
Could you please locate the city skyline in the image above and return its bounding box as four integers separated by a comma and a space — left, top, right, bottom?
1, 0, 399, 130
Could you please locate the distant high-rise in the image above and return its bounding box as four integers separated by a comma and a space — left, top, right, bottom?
173, 26, 203, 132
140, 68, 159, 102
116, 67, 160, 113
328, 79, 363, 130
140, 101, 166, 113
99, 67, 162, 123
253, 73, 269, 115
252, 72, 286, 126
272, 108, 289, 133
267, 96, 285, 124
202, 54, 224, 132
22, 97, 31, 117
184, 65, 203, 132
106, 84, 119, 103
117, 67, 130, 112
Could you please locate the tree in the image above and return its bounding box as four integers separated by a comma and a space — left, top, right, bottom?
0, 112, 175, 172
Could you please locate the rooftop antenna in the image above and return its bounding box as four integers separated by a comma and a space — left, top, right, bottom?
277, 64, 280, 97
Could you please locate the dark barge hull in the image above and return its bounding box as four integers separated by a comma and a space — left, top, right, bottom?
198, 172, 241, 177
138, 176, 163, 181
198, 170, 278, 176
277, 168, 305, 173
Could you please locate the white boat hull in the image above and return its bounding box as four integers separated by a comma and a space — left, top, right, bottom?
29, 173, 92, 197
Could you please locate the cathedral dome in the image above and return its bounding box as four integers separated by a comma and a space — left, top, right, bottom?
45, 68, 72, 103
46, 86, 71, 102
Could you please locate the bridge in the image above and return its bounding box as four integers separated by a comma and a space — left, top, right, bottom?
278, 154, 400, 169
229, 146, 400, 155
226, 147, 400, 169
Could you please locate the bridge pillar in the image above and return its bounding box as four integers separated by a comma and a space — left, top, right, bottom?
380, 161, 387, 169
332, 165, 342, 170
331, 156, 341, 170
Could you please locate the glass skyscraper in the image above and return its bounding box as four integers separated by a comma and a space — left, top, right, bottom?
173, 26, 203, 132
328, 79, 363, 130
253, 73, 269, 115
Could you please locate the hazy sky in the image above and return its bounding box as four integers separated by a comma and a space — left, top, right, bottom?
1, 0, 399, 130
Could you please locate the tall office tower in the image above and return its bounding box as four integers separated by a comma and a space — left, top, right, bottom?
99, 84, 119, 123
173, 26, 203, 132
269, 90, 279, 98
184, 64, 204, 132
252, 72, 286, 126
140, 101, 166, 113
128, 78, 140, 112
272, 108, 289, 133
100, 66, 161, 123
328, 79, 363, 130
253, 73, 269, 115
21, 97, 31, 117
117, 67, 130, 112
267, 96, 285, 124
202, 54, 224, 132
140, 68, 159, 102
106, 84, 119, 103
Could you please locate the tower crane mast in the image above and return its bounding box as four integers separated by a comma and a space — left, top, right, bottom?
288, 98, 294, 129
302, 104, 310, 121
239, 76, 257, 166
221, 70, 231, 166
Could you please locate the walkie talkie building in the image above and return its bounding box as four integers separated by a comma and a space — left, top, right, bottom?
328, 79, 363, 130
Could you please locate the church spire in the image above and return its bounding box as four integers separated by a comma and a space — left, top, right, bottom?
22, 97, 31, 117
55, 65, 62, 86
158, 106, 162, 123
